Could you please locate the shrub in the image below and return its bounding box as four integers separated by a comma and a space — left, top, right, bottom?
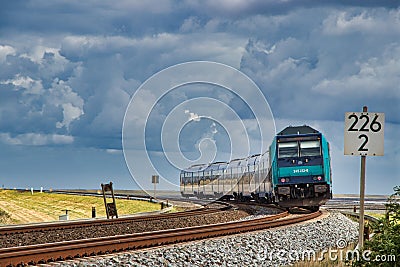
353, 186, 399, 266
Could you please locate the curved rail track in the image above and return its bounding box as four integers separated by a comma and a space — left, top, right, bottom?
0, 210, 321, 266
339, 210, 380, 223
0, 203, 229, 235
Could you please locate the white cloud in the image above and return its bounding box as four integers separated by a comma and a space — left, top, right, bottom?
0, 44, 86, 137
1, 75, 44, 95
61, 34, 181, 57
61, 32, 246, 70
0, 45, 16, 63
49, 79, 84, 130
180, 16, 202, 33
106, 148, 122, 154
186, 110, 200, 122
312, 46, 400, 98
56, 103, 84, 130
20, 46, 60, 64
0, 133, 74, 146
322, 9, 400, 35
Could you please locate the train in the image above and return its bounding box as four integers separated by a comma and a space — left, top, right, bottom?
180, 125, 332, 210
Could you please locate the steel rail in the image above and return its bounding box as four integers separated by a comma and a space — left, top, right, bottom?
0, 211, 321, 266
339, 210, 380, 224
0, 205, 229, 235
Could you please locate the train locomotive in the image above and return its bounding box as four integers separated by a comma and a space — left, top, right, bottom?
180, 125, 332, 210
271, 125, 332, 210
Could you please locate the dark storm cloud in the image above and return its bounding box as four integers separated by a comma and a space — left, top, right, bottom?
239, 8, 400, 123
0, 0, 398, 192
1, 3, 399, 148
1, 1, 398, 36
0, 0, 185, 36
0, 47, 82, 138
187, 0, 399, 18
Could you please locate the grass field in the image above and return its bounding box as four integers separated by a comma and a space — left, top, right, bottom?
365, 211, 385, 219
0, 189, 160, 225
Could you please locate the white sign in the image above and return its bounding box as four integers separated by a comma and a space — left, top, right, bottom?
344, 112, 384, 156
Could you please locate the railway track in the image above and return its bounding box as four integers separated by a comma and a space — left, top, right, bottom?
339, 210, 380, 224
0, 210, 321, 266
1, 202, 241, 250
0, 203, 229, 235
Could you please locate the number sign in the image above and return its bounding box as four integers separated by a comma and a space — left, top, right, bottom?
344, 112, 384, 156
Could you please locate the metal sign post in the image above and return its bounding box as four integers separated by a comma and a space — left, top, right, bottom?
152, 175, 159, 199
344, 106, 385, 249
359, 136, 367, 250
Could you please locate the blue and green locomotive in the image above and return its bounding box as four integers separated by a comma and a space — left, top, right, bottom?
180, 125, 332, 210
269, 125, 332, 209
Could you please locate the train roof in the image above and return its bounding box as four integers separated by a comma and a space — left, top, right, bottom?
227, 154, 263, 167
227, 158, 247, 167
183, 163, 208, 172
182, 153, 268, 173
277, 125, 320, 135
247, 154, 261, 165
183, 161, 229, 172
204, 162, 228, 171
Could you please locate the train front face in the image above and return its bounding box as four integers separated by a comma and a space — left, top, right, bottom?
272, 131, 332, 208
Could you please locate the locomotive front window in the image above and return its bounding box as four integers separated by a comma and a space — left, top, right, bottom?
278, 142, 298, 158
300, 140, 321, 156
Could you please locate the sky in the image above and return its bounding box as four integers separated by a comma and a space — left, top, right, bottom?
0, 1, 399, 195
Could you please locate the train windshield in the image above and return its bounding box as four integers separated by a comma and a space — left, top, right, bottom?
300, 140, 321, 156
278, 142, 298, 158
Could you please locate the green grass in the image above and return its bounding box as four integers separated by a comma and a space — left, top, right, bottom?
365, 212, 385, 219
0, 189, 161, 224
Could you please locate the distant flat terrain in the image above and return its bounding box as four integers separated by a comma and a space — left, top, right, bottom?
332, 194, 391, 200
53, 189, 182, 198
323, 193, 397, 213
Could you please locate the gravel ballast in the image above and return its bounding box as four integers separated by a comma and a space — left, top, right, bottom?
53, 211, 359, 266
0, 210, 249, 248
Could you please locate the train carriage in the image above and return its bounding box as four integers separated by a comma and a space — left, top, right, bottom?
180, 163, 207, 198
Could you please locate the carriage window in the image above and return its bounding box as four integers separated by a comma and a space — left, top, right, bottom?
193, 173, 199, 184
300, 140, 321, 156
278, 142, 298, 158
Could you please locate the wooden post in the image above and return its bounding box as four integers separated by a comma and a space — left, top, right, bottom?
101, 182, 118, 219
154, 181, 156, 199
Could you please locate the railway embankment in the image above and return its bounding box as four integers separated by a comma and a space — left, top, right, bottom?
48, 211, 358, 266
